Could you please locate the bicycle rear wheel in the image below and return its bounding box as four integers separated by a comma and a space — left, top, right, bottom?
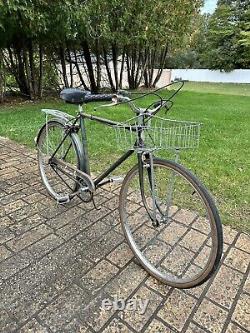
119, 158, 223, 288
37, 120, 83, 200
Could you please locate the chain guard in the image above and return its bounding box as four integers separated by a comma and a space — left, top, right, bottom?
50, 157, 95, 202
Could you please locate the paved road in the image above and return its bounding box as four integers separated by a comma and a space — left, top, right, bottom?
0, 137, 249, 333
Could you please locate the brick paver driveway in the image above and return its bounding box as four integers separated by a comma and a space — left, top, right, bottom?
0, 137, 249, 333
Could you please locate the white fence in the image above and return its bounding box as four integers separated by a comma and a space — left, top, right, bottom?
62, 66, 250, 89
171, 69, 250, 84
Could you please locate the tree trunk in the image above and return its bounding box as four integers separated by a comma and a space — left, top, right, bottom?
59, 46, 69, 88
143, 44, 168, 88
103, 47, 115, 91
95, 40, 101, 91
135, 49, 143, 87
82, 40, 98, 93
126, 44, 145, 90
112, 44, 119, 90
38, 44, 44, 98
24, 47, 33, 98
73, 50, 89, 90
28, 39, 37, 98
67, 49, 74, 88
152, 45, 168, 87
119, 49, 125, 89
0, 52, 5, 103
16, 47, 30, 97
126, 51, 133, 89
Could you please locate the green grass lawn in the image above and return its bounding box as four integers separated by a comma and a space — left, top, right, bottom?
0, 83, 249, 232
182, 81, 250, 97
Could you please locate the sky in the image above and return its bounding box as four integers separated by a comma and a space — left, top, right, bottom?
201, 0, 218, 14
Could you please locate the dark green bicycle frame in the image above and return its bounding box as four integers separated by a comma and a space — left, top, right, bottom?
49, 110, 146, 190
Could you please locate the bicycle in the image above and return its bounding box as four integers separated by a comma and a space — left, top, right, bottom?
36, 81, 223, 289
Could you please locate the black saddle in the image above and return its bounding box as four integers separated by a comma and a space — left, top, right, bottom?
60, 88, 90, 105
60, 88, 113, 105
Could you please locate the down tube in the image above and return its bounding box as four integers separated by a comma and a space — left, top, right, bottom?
95, 149, 134, 187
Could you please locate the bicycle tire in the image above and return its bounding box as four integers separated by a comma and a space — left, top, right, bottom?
119, 158, 223, 288
37, 119, 84, 200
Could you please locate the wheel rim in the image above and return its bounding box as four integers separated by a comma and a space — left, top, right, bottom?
120, 160, 219, 287
38, 122, 79, 199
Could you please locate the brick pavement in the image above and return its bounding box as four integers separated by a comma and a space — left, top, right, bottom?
0, 137, 249, 333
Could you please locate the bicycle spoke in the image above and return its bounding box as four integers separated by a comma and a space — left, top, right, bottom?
120, 159, 222, 288
37, 121, 80, 199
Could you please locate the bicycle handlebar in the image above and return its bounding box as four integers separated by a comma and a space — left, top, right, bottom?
84, 94, 113, 103
115, 80, 184, 115
81, 80, 184, 115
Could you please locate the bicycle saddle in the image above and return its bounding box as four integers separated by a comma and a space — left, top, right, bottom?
60, 88, 113, 104
60, 88, 90, 104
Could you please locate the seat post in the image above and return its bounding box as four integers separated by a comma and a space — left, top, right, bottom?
79, 104, 90, 175
78, 104, 83, 113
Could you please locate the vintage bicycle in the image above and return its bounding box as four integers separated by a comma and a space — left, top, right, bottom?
36, 81, 223, 289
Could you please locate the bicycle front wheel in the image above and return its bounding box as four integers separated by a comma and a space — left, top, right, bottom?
119, 158, 223, 288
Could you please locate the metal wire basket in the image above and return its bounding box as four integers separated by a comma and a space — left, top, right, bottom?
113, 115, 201, 151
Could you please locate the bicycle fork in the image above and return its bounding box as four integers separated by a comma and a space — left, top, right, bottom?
138, 149, 180, 227
164, 149, 180, 221
138, 151, 159, 227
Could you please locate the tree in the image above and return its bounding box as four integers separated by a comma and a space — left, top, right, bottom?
0, 0, 204, 98
0, 0, 79, 98
164, 13, 209, 69
239, 8, 250, 46
200, 0, 250, 71
0, 0, 46, 98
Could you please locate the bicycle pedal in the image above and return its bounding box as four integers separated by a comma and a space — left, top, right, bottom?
57, 195, 70, 204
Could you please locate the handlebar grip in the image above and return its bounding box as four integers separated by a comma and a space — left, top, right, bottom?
84, 94, 113, 103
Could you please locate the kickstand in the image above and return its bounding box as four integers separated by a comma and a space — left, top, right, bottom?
92, 197, 101, 210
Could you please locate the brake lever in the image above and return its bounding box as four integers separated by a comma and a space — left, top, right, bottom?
94, 96, 118, 111
94, 102, 117, 111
